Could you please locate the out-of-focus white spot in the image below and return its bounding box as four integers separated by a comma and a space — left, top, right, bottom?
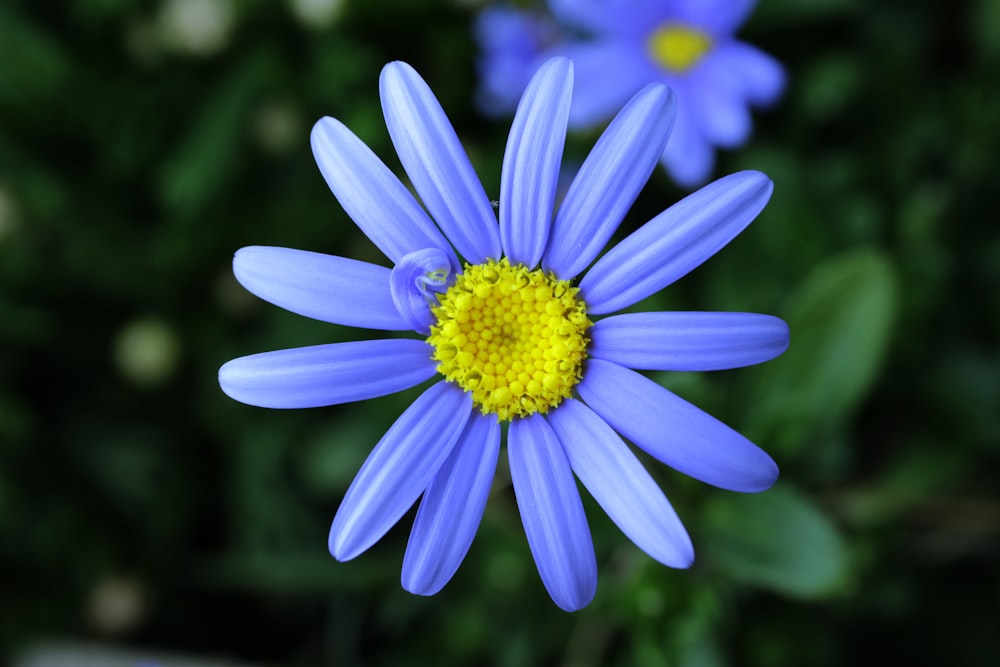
252, 100, 302, 155
288, 0, 344, 30
0, 183, 20, 242
114, 318, 182, 387
87, 576, 147, 636
158, 0, 235, 56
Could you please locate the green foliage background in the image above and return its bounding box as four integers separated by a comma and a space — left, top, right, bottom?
2, 0, 999, 665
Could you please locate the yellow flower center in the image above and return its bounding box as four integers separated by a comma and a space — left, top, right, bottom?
427, 258, 591, 421
648, 24, 713, 73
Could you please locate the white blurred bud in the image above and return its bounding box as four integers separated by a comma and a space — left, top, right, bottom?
114, 318, 182, 387
87, 576, 147, 636
289, 0, 344, 30
252, 99, 302, 155
158, 0, 235, 56
0, 183, 19, 242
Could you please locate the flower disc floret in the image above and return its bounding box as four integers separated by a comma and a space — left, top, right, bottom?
428, 258, 590, 421
648, 24, 713, 73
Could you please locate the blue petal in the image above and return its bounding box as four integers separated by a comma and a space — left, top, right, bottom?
549, 0, 661, 38
310, 117, 458, 267
543, 83, 677, 279
219, 339, 437, 409
577, 359, 778, 492
660, 97, 716, 188
508, 414, 597, 612
670, 0, 755, 37
553, 41, 655, 128
402, 412, 501, 595
687, 69, 752, 148
589, 311, 789, 371
474, 7, 556, 115
499, 57, 573, 269
390, 248, 455, 334
380, 62, 502, 264
548, 400, 694, 568
712, 42, 786, 107
580, 171, 773, 314
232, 246, 409, 331
329, 382, 472, 561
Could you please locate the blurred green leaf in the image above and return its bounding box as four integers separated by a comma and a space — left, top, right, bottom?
0, 8, 69, 112
158, 49, 277, 218
701, 485, 849, 598
743, 248, 898, 453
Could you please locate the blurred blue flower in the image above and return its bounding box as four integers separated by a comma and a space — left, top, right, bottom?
219, 58, 788, 611
475, 0, 785, 187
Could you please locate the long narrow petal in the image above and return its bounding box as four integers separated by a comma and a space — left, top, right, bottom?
402, 412, 501, 595
508, 414, 597, 612
329, 382, 472, 561
544, 82, 677, 279
577, 359, 778, 492
219, 340, 437, 409
310, 117, 458, 268
232, 246, 409, 331
499, 57, 572, 268
589, 311, 789, 371
580, 171, 773, 314
548, 399, 694, 568
380, 61, 501, 264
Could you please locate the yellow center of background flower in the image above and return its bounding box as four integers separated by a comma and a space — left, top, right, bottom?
648, 24, 713, 73
428, 258, 590, 421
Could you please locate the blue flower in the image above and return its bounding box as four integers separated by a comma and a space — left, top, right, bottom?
219, 58, 788, 611
475, 0, 785, 187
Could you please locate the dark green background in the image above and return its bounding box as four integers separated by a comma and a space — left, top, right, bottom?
2, 0, 998, 665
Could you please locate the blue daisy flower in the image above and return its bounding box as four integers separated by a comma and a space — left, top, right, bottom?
219, 58, 788, 611
475, 0, 786, 187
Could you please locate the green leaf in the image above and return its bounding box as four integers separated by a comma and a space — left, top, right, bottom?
743, 248, 897, 453
0, 8, 69, 111
700, 485, 849, 598
158, 49, 277, 219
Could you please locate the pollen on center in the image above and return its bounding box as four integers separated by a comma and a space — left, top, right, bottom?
427, 257, 591, 421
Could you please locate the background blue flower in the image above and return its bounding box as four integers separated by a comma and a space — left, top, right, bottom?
476, 0, 785, 187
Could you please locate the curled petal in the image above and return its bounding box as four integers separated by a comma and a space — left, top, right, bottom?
219, 339, 437, 409
232, 246, 408, 331
390, 248, 455, 334
329, 382, 472, 561
581, 171, 773, 314
589, 311, 790, 371
548, 399, 694, 568
403, 412, 501, 595
381, 61, 501, 264
544, 82, 677, 279
508, 414, 597, 612
577, 359, 779, 492
310, 117, 457, 267
500, 57, 573, 268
